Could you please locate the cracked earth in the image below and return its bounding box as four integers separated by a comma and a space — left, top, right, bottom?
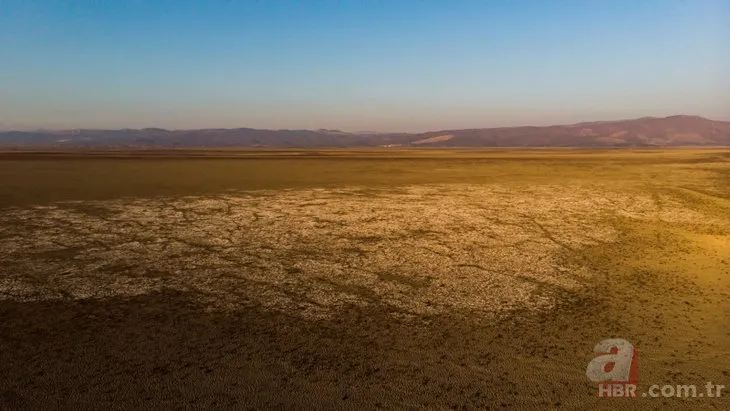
0, 184, 714, 320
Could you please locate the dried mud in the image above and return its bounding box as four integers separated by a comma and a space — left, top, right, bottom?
1, 153, 729, 410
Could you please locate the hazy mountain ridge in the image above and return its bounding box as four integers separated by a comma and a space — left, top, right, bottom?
1, 115, 728, 148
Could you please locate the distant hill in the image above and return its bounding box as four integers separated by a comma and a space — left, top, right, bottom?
1, 115, 728, 148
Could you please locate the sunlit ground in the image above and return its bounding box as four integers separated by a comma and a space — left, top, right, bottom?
0, 149, 728, 409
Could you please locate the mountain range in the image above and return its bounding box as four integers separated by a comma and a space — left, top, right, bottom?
1, 115, 728, 148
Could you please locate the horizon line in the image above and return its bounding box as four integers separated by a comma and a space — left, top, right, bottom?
2, 114, 728, 134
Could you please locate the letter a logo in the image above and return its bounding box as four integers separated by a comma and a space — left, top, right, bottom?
586, 338, 638, 383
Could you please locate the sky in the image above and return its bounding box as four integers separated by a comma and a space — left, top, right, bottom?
1, 0, 728, 132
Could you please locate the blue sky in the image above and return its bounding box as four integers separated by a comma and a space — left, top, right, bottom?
1, 0, 728, 131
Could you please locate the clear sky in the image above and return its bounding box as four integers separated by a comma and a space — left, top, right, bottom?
1, 0, 728, 132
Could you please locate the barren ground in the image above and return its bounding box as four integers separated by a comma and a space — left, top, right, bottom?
0, 149, 728, 410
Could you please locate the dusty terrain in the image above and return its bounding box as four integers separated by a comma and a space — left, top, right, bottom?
0, 149, 728, 409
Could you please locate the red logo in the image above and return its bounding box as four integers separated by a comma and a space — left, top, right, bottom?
586, 338, 638, 398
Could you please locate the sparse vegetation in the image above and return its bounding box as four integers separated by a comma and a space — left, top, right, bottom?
0, 148, 728, 409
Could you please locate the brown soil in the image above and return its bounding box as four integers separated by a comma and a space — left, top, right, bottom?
1, 151, 728, 410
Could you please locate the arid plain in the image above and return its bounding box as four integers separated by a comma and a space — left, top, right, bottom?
0, 149, 728, 409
